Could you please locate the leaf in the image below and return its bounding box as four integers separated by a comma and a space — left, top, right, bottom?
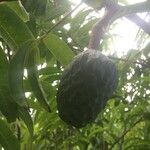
1, 45, 34, 136
0, 3, 34, 50
0, 3, 48, 108
26, 42, 51, 112
39, 66, 61, 75
143, 42, 150, 57
0, 119, 20, 150
41, 81, 56, 98
43, 33, 75, 66
0, 2, 49, 108
70, 9, 91, 32
0, 47, 18, 122
21, 0, 47, 16
18, 106, 33, 137
27, 99, 43, 111
34, 0, 47, 16
42, 74, 62, 83
0, 92, 18, 122
71, 18, 98, 48
0, 48, 9, 91
26, 14, 37, 37
6, 1, 29, 22
9, 40, 33, 106
0, 3, 50, 112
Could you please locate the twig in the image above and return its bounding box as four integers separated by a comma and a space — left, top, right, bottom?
88, 0, 150, 51
110, 1, 150, 22
105, 0, 150, 35
109, 117, 143, 150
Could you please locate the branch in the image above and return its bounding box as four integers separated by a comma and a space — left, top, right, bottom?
106, 0, 150, 35
104, 0, 150, 14
121, 1, 150, 16
88, 1, 150, 50
126, 14, 150, 35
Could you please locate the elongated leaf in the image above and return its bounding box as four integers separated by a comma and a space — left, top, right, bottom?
39, 66, 61, 75
27, 42, 51, 112
0, 3, 34, 50
18, 107, 33, 137
21, 0, 47, 17
0, 119, 20, 150
70, 9, 91, 32
0, 47, 18, 122
27, 99, 43, 111
0, 3, 50, 113
6, 1, 29, 22
9, 40, 33, 106
43, 33, 75, 66
0, 48, 9, 92
71, 19, 98, 48
143, 42, 150, 56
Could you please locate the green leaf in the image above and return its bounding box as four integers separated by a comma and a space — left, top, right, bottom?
43, 33, 75, 66
39, 66, 61, 75
9, 40, 33, 106
0, 4, 50, 112
0, 3, 34, 50
26, 42, 51, 112
42, 74, 61, 83
18, 106, 33, 137
0, 48, 9, 92
143, 42, 150, 57
0, 91, 18, 122
27, 99, 43, 111
26, 14, 37, 37
21, 0, 47, 17
70, 9, 91, 32
0, 119, 20, 150
41, 81, 56, 98
6, 1, 29, 22
71, 19, 98, 48
0, 47, 33, 135
0, 47, 18, 122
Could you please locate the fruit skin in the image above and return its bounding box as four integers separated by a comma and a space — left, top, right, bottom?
57, 49, 118, 128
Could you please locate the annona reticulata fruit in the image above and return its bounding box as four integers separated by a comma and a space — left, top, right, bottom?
57, 49, 118, 128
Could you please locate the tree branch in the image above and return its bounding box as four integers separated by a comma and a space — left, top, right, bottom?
126, 14, 150, 35
121, 1, 150, 16
88, 0, 150, 50
106, 0, 150, 35
104, 0, 150, 13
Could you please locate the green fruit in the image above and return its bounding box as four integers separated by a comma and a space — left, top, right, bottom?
57, 50, 118, 128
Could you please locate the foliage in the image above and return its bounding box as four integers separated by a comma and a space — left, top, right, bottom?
0, 0, 149, 150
